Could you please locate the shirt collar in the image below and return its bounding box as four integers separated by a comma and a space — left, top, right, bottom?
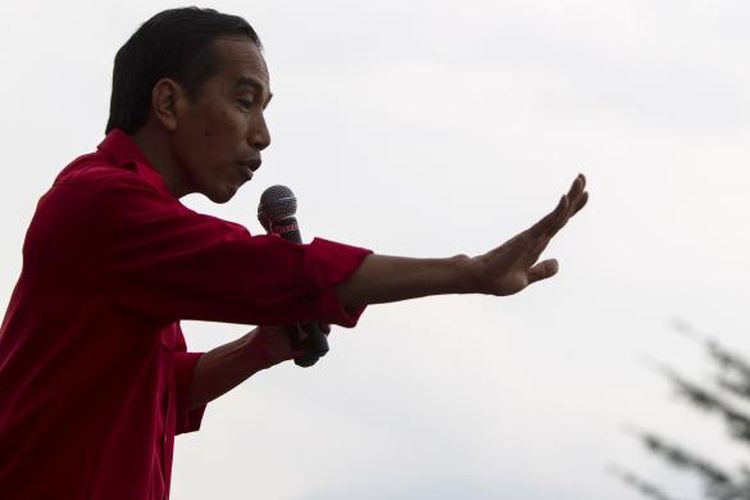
97, 128, 174, 198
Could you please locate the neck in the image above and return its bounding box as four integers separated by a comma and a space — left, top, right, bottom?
130, 127, 190, 198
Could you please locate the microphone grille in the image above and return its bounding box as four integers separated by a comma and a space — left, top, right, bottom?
258, 185, 298, 226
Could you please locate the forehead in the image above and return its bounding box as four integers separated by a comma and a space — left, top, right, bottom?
210, 36, 270, 89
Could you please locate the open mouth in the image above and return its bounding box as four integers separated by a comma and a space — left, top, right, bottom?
238, 158, 261, 181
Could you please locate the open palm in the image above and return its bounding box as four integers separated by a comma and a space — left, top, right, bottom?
476, 174, 588, 296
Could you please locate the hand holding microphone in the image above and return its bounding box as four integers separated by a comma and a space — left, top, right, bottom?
257, 185, 329, 367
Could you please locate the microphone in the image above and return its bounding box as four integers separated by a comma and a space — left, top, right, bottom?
257, 185, 329, 367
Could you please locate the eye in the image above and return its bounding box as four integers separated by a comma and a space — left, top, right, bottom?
237, 97, 254, 110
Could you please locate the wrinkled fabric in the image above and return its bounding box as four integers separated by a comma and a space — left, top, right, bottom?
0, 129, 371, 499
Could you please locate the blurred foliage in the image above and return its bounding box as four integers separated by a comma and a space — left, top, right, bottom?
612, 322, 750, 500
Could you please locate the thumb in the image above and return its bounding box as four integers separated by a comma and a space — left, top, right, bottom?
527, 259, 559, 284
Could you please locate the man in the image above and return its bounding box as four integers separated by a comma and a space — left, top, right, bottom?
0, 7, 588, 500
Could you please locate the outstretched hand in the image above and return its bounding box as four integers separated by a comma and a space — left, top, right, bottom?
471, 173, 588, 296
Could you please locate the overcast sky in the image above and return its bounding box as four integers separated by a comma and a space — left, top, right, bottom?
1, 1, 749, 499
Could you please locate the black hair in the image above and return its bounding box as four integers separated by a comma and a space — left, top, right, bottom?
105, 7, 261, 134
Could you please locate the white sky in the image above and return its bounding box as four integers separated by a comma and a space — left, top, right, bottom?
1, 1, 749, 499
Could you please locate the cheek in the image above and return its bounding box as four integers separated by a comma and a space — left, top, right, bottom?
200, 109, 245, 144
197, 112, 221, 139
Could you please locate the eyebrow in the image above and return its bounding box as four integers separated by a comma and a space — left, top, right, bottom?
235, 77, 273, 106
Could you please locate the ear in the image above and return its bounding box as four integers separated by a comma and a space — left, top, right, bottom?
151, 78, 187, 132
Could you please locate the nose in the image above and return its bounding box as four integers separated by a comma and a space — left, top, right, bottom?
249, 112, 271, 151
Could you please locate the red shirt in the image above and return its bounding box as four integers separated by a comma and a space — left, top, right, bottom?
0, 130, 371, 499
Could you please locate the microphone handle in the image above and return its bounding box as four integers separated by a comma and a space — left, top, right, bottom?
270, 216, 329, 367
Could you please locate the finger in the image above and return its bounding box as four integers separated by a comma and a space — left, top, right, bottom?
525, 177, 587, 262
567, 173, 586, 201
560, 174, 585, 220
545, 175, 587, 237
528, 194, 568, 238
570, 191, 588, 218
568, 174, 588, 212
527, 259, 559, 284
527, 173, 587, 239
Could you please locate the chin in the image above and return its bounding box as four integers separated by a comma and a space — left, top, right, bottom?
204, 186, 237, 204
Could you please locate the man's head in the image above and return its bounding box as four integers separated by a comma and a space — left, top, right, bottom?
108, 8, 273, 203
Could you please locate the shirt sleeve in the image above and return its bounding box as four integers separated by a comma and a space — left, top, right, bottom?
96, 172, 372, 326
172, 328, 205, 435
